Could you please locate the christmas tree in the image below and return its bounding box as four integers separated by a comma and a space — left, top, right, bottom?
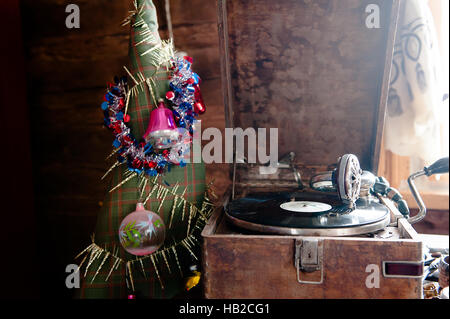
76, 0, 211, 299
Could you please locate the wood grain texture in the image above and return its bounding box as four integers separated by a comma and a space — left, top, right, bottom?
219, 0, 396, 172
203, 208, 422, 299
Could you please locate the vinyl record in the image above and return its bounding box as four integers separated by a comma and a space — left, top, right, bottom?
226, 192, 390, 236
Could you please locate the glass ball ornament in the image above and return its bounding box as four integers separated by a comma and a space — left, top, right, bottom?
118, 203, 166, 256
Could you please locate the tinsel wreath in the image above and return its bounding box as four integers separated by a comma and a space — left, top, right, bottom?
75, 0, 211, 299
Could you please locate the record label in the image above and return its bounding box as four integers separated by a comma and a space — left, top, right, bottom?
280, 201, 332, 213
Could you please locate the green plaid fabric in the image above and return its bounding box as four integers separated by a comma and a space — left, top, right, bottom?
78, 0, 206, 299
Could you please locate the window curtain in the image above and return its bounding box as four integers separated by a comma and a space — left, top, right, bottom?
384, 0, 448, 165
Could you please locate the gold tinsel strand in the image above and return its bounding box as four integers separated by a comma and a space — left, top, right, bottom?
143, 183, 159, 206
161, 250, 172, 274
150, 255, 164, 289
172, 246, 183, 277
105, 257, 121, 282
157, 188, 169, 213
76, 176, 216, 289
91, 251, 110, 283
181, 238, 198, 261
106, 148, 121, 160
139, 258, 147, 279
126, 262, 135, 292
186, 205, 194, 236
168, 196, 178, 229
109, 172, 137, 193
102, 161, 123, 180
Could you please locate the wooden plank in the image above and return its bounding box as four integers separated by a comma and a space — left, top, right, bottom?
218, 0, 400, 172
25, 34, 129, 92
371, 0, 401, 174
203, 234, 422, 299
160, 0, 218, 26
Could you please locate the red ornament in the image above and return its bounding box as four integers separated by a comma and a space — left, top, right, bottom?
127, 294, 136, 300
166, 91, 175, 101
184, 56, 193, 64
124, 114, 131, 123
194, 102, 206, 115
193, 84, 206, 114
132, 158, 143, 169
144, 161, 157, 169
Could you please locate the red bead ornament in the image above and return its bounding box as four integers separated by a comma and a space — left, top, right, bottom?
132, 158, 143, 169
194, 102, 206, 115
128, 294, 136, 299
144, 161, 157, 169
166, 91, 175, 101
124, 114, 131, 123
183, 56, 193, 64
193, 84, 206, 114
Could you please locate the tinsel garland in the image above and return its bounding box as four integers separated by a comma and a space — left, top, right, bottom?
76, 178, 216, 291
100, 0, 205, 180
77, 0, 212, 294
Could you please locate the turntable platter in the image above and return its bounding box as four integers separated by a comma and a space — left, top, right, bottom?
226, 192, 391, 236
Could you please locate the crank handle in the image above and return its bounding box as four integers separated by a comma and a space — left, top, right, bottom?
407, 157, 449, 225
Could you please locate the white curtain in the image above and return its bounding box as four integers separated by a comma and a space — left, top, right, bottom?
384, 0, 448, 165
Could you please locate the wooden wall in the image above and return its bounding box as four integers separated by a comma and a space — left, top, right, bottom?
20, 0, 229, 298
1, 0, 38, 299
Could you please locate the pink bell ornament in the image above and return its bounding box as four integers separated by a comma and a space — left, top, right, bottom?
143, 101, 180, 149
118, 203, 166, 256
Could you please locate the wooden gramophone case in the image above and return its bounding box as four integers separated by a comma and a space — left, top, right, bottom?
202, 0, 424, 299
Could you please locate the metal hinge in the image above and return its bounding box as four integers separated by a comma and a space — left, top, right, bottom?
294, 239, 324, 285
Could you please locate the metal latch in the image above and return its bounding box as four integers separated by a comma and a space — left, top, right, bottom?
295, 239, 324, 285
